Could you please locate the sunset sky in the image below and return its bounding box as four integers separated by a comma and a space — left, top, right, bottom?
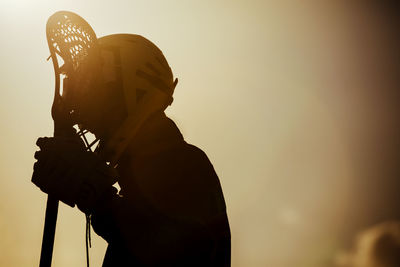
1, 1, 399, 266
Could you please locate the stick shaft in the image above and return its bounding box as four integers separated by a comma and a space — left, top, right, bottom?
39, 195, 59, 267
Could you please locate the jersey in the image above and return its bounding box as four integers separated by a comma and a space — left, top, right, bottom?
91, 113, 231, 266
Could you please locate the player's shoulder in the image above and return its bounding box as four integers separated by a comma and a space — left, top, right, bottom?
170, 141, 217, 174
183, 142, 211, 161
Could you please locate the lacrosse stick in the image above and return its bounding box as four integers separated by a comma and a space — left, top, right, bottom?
40, 11, 98, 267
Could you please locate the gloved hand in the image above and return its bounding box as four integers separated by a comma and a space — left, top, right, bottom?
32, 136, 117, 214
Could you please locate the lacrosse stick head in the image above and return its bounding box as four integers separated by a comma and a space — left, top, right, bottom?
46, 11, 98, 74
46, 11, 99, 129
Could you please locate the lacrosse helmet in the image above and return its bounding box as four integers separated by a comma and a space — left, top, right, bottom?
97, 34, 178, 164
46, 11, 178, 166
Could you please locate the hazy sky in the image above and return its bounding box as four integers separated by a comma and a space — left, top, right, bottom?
1, 1, 399, 266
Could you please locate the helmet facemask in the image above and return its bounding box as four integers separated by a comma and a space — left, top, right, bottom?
65, 53, 127, 141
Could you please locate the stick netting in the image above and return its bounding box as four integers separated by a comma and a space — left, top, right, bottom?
46, 11, 98, 73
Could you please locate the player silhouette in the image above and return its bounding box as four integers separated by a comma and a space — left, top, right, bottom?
32, 11, 230, 266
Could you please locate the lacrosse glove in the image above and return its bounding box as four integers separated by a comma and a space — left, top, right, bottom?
32, 136, 117, 214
